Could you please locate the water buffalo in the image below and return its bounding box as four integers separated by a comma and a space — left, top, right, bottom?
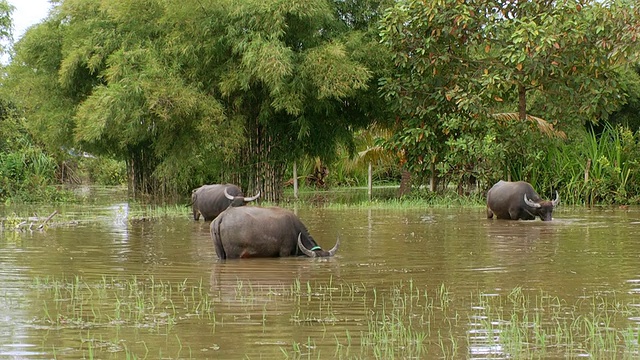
486, 180, 559, 221
210, 206, 339, 259
190, 184, 260, 221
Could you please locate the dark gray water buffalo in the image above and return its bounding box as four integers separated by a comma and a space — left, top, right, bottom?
486, 180, 559, 221
210, 206, 339, 259
190, 184, 260, 221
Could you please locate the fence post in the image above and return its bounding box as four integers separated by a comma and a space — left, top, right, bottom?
368, 162, 372, 201
293, 162, 299, 200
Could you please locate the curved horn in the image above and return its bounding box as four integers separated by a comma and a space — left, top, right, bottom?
328, 236, 340, 257
524, 193, 541, 208
551, 191, 560, 207
223, 187, 234, 201
243, 191, 261, 202
297, 233, 317, 258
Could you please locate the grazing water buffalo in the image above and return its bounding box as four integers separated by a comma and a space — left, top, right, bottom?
486, 180, 559, 221
190, 184, 260, 221
210, 206, 339, 259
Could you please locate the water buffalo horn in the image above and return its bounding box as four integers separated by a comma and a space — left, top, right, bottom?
243, 191, 260, 202
328, 236, 340, 257
551, 191, 560, 207
224, 187, 260, 202
223, 187, 234, 200
523, 193, 541, 208
297, 233, 317, 257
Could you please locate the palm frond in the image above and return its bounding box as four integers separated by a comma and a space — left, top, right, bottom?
492, 113, 567, 139
357, 145, 393, 164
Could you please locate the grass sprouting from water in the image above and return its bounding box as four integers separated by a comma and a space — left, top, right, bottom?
23, 276, 640, 359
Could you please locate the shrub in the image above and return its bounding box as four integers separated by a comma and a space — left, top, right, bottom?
79, 156, 126, 186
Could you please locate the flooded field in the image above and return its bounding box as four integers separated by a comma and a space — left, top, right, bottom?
0, 189, 639, 359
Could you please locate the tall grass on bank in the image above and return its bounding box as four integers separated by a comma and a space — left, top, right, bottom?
0, 148, 69, 202
24, 275, 640, 359
531, 124, 640, 206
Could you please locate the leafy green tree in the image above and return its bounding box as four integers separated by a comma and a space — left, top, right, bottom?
5, 0, 385, 201
5, 17, 75, 162
379, 0, 640, 189
605, 64, 640, 130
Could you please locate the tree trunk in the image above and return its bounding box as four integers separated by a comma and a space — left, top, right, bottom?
229, 120, 286, 203
518, 83, 527, 121
429, 161, 436, 192
126, 143, 158, 199
398, 167, 412, 197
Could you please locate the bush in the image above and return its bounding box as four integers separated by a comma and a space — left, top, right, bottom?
526, 124, 640, 206
0, 147, 65, 202
79, 156, 126, 186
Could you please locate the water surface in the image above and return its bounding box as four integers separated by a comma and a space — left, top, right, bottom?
0, 197, 638, 359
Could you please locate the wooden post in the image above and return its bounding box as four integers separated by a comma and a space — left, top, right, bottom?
585, 158, 591, 183
368, 162, 373, 201
293, 162, 299, 200
429, 162, 436, 192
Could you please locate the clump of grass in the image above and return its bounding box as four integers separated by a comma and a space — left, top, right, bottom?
278, 185, 486, 210
31, 275, 213, 331
470, 287, 640, 359
120, 204, 191, 221
284, 280, 640, 359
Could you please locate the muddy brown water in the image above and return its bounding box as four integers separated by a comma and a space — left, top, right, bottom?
0, 193, 639, 359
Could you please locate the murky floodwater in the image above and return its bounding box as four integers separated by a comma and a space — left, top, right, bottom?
0, 191, 639, 359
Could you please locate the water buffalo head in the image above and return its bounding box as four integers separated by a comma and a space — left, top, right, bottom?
297, 233, 339, 258
523, 191, 560, 221
224, 187, 260, 207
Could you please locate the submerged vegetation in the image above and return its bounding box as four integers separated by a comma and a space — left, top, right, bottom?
20, 275, 639, 359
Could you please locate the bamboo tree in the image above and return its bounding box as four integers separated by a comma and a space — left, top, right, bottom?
5, 0, 388, 200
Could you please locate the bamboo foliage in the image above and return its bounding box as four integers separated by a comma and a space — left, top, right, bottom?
5, 0, 383, 199
5, 0, 637, 204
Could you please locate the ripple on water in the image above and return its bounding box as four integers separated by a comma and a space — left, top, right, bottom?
0, 343, 45, 358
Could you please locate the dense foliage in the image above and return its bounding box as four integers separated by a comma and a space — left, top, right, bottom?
0, 0, 639, 205
0, 101, 64, 202
3, 0, 390, 201
379, 0, 640, 196
0, 2, 62, 201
